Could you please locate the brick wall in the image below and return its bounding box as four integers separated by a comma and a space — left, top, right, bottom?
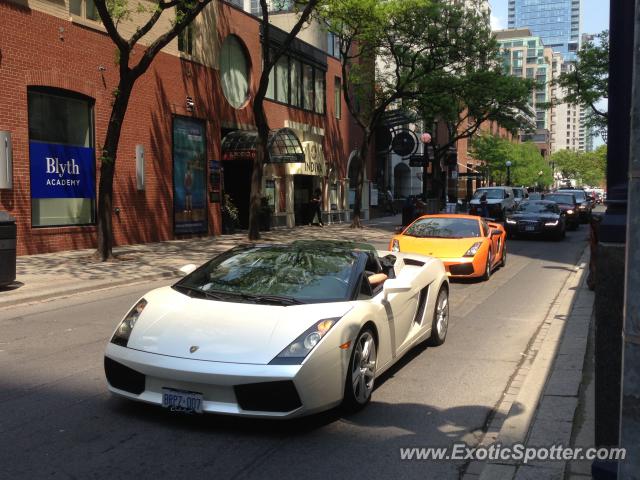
0, 2, 365, 255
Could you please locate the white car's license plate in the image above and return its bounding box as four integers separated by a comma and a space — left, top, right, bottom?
161, 388, 203, 413
525, 226, 535, 231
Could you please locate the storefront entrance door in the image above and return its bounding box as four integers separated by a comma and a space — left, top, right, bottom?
223, 159, 252, 229
294, 175, 313, 225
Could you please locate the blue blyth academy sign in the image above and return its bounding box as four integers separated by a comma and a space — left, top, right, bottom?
30, 142, 96, 199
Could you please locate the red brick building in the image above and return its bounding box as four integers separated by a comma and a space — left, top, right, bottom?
0, 0, 369, 255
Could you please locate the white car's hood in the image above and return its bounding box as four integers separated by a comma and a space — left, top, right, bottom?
126, 286, 353, 364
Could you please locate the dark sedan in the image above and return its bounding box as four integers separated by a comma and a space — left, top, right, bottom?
556, 189, 592, 223
505, 201, 566, 240
542, 193, 579, 230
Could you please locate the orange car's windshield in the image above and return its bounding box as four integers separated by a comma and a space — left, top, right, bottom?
404, 218, 481, 239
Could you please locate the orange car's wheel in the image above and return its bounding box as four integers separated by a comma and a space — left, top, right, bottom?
482, 252, 492, 281
499, 242, 507, 267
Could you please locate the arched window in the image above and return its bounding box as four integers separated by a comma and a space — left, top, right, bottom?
220, 36, 250, 109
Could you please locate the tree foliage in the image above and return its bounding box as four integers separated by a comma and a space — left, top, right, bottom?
551, 145, 607, 187
555, 31, 609, 132
470, 134, 553, 187
322, 0, 527, 223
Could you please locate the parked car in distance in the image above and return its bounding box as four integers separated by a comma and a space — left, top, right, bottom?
390, 214, 507, 281
542, 192, 580, 230
468, 186, 515, 220
556, 189, 592, 223
505, 200, 566, 240
512, 187, 529, 206
527, 192, 543, 201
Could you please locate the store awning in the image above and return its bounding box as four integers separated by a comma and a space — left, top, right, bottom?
221, 128, 305, 163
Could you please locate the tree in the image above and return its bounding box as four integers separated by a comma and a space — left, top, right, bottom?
551, 145, 607, 187
414, 67, 535, 203
556, 31, 609, 132
470, 134, 552, 188
93, 0, 214, 260
323, 0, 495, 227
248, 0, 322, 240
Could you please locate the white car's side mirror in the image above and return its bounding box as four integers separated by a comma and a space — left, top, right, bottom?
382, 278, 413, 301
179, 264, 197, 276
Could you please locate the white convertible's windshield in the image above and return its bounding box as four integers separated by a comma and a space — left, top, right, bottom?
175, 245, 359, 304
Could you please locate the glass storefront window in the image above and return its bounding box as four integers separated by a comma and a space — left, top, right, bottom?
28, 88, 95, 227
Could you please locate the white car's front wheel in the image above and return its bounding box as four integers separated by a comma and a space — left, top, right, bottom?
343, 329, 377, 411
428, 287, 449, 346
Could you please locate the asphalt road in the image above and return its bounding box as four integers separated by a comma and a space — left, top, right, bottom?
0, 226, 588, 480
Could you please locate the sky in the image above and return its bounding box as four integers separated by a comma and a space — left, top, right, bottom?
488, 0, 610, 34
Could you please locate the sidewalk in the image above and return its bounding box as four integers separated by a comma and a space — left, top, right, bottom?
472, 249, 594, 480
0, 215, 402, 308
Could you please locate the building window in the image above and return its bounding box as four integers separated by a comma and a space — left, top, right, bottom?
266, 53, 325, 114
334, 77, 342, 119
303, 64, 314, 110
178, 25, 193, 55
275, 56, 290, 104
69, 0, 99, 20
315, 74, 325, 114
220, 35, 250, 109
28, 88, 96, 227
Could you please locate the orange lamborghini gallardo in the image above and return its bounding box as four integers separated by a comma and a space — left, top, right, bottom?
389, 214, 507, 281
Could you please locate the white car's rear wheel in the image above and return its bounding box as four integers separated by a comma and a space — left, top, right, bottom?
343, 329, 377, 411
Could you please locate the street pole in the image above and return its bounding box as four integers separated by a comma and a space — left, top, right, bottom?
506, 161, 512, 186
618, 1, 640, 476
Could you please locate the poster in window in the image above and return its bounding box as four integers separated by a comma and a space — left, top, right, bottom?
173, 117, 207, 234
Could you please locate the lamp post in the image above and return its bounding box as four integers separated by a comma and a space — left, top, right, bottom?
505, 161, 512, 186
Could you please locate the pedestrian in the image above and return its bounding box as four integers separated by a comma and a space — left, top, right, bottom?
311, 188, 324, 226
480, 192, 489, 218
385, 187, 396, 215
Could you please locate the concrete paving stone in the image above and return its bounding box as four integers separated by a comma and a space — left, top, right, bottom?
527, 420, 573, 445
462, 473, 480, 480
465, 461, 485, 475
553, 353, 585, 371
479, 463, 517, 480
514, 464, 565, 480
535, 396, 579, 422
545, 368, 583, 397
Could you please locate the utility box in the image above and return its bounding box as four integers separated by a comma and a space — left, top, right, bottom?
0, 211, 16, 287
0, 131, 13, 190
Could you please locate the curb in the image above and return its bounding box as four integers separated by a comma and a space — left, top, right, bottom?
473, 247, 590, 480
0, 270, 181, 309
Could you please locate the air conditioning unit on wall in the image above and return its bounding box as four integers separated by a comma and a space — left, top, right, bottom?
0, 131, 12, 190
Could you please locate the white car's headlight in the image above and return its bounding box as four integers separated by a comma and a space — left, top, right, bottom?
506, 218, 517, 224
464, 242, 483, 257
391, 239, 400, 252
545, 220, 559, 226
566, 209, 574, 215
270, 318, 340, 365
111, 299, 147, 347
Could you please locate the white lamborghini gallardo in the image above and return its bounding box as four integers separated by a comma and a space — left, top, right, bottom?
104, 240, 449, 418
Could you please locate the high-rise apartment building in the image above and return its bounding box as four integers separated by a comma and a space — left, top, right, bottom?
495, 28, 552, 157
549, 52, 583, 152
508, 0, 581, 62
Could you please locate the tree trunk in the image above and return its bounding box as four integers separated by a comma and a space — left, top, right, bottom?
249, 97, 269, 240
351, 129, 371, 229
96, 80, 133, 261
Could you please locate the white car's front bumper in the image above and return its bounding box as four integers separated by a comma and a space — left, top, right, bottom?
104, 343, 347, 418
